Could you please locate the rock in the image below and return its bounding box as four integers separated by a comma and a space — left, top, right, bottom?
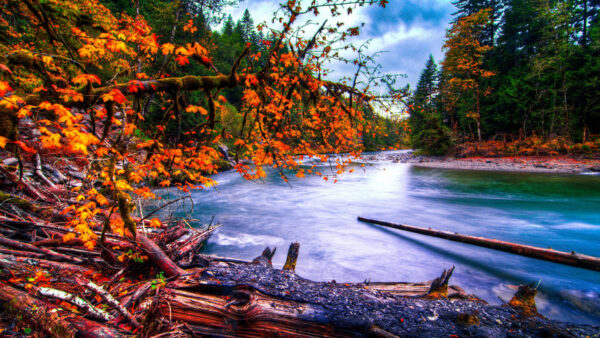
588, 166, 600, 172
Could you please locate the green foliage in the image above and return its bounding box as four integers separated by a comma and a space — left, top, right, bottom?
411, 0, 600, 150
151, 271, 166, 290
409, 55, 453, 155
411, 110, 453, 156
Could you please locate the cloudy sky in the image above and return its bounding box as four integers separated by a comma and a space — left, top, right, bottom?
226, 0, 456, 89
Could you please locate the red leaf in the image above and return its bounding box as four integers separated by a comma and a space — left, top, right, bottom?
175, 55, 189, 66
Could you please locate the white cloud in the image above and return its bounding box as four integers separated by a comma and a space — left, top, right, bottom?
223, 0, 454, 88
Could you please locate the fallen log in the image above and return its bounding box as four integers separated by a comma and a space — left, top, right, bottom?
155, 287, 343, 336
171, 225, 220, 260
137, 233, 186, 277
0, 247, 46, 258
34, 285, 114, 322
0, 235, 83, 263
0, 282, 123, 337
75, 277, 140, 328
358, 216, 600, 272
0, 166, 51, 203
0, 253, 89, 274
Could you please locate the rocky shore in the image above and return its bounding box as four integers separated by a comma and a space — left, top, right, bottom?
363, 151, 600, 174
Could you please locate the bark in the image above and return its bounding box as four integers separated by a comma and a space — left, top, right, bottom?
427, 266, 455, 298
24, 74, 249, 107
283, 242, 300, 272
137, 234, 186, 277
122, 281, 152, 309
35, 286, 114, 321
0, 282, 123, 337
0, 166, 51, 203
156, 287, 343, 336
75, 277, 140, 328
251, 246, 276, 266
170, 226, 218, 260
0, 235, 83, 263
0, 247, 46, 258
0, 253, 89, 274
508, 283, 538, 316
365, 280, 465, 298
358, 217, 600, 272
34, 153, 56, 189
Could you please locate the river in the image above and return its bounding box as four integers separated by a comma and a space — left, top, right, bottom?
158, 150, 600, 325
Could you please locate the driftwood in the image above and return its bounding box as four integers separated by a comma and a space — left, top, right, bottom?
0, 166, 51, 203
283, 242, 300, 272
155, 287, 344, 336
427, 266, 455, 298
0, 282, 123, 337
358, 216, 600, 272
34, 154, 56, 189
0, 235, 83, 263
251, 246, 276, 266
509, 283, 539, 316
0, 253, 89, 274
75, 277, 140, 328
34, 285, 114, 322
137, 233, 186, 277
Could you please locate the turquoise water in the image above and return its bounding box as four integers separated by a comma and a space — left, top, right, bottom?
160, 152, 600, 325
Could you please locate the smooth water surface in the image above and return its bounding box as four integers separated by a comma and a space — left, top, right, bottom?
160, 151, 600, 324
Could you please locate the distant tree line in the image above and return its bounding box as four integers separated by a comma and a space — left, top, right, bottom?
410, 0, 600, 155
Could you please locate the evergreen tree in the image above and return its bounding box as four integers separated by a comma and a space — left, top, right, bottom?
452, 0, 502, 46
413, 55, 439, 113
409, 56, 453, 154
239, 9, 257, 44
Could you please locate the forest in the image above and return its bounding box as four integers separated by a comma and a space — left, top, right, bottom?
409, 0, 600, 156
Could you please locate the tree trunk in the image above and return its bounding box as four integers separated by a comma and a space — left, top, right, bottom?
137, 234, 186, 277
0, 282, 123, 337
358, 217, 600, 272
155, 287, 345, 336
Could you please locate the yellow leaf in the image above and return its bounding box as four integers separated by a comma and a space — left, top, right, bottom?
161, 43, 175, 55
174, 46, 188, 56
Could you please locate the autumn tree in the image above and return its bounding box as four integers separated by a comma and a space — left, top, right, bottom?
442, 8, 495, 143
0, 0, 397, 248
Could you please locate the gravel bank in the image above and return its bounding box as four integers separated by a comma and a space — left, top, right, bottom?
365, 151, 600, 174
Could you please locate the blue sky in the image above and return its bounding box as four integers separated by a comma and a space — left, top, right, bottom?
227, 0, 455, 89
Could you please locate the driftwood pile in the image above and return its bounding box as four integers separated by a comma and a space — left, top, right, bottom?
0, 159, 598, 337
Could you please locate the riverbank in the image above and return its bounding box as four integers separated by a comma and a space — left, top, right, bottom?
364, 151, 600, 174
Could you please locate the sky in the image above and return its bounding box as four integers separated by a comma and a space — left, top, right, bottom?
225, 0, 456, 90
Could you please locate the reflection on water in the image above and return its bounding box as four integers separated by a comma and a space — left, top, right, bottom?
161, 151, 600, 325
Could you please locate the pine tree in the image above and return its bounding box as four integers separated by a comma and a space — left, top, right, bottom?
413, 55, 439, 113
452, 0, 502, 46
239, 9, 257, 44
410, 56, 452, 154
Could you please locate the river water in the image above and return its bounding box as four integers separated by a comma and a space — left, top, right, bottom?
160, 151, 600, 325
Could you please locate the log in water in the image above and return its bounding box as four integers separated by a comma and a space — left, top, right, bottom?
358, 216, 600, 272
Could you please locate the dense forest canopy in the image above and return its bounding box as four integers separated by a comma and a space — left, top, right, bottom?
409, 0, 600, 156
0, 0, 406, 247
